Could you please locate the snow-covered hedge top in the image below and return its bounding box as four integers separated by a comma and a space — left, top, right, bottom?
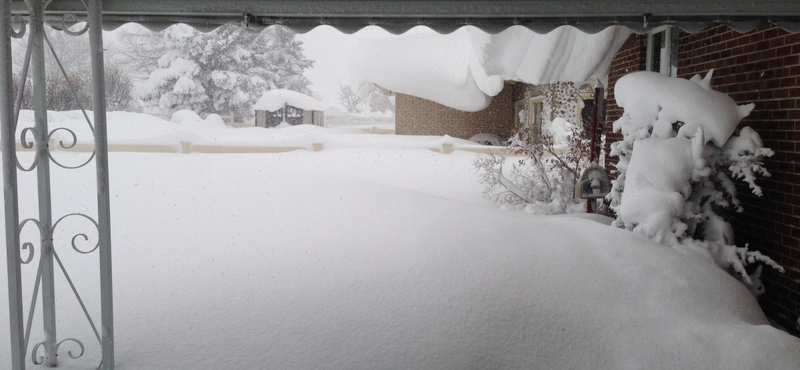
349, 25, 630, 112
254, 89, 332, 112
614, 71, 755, 147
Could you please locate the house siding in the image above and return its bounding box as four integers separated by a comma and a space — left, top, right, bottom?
395, 82, 516, 140
605, 25, 800, 335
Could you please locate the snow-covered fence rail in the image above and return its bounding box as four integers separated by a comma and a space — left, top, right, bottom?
324, 114, 394, 129
3, 136, 524, 156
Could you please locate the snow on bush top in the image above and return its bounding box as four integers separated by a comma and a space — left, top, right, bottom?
614, 70, 755, 147
170, 109, 228, 130
253, 89, 330, 112
170, 109, 203, 124
349, 25, 630, 111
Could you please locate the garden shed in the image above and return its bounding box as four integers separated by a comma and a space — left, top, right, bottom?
253, 89, 326, 127
2, 1, 800, 370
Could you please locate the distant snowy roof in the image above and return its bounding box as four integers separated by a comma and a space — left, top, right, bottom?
350, 25, 631, 112
254, 89, 330, 112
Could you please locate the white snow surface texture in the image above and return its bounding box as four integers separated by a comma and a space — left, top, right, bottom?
350, 25, 631, 111
0, 112, 799, 369
253, 89, 331, 112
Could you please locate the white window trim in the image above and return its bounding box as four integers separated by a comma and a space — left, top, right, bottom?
646, 25, 678, 77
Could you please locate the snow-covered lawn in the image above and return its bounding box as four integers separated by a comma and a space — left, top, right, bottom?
1, 113, 799, 369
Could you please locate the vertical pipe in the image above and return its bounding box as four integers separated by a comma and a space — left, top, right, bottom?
29, 0, 58, 366
587, 82, 605, 214
1, 0, 26, 368
87, 1, 114, 369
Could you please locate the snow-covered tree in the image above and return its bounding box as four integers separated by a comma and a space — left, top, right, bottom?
607, 70, 782, 295
365, 88, 394, 114
140, 24, 313, 121
114, 30, 167, 78
337, 82, 363, 113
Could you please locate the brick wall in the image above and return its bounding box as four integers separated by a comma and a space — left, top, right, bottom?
604, 25, 800, 334
677, 24, 800, 334
604, 34, 646, 168
395, 82, 516, 140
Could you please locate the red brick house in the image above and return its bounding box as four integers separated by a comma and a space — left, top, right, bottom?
392, 82, 517, 141
604, 24, 800, 334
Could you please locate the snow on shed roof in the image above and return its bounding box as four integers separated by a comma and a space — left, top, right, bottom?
349, 25, 631, 112
254, 89, 330, 112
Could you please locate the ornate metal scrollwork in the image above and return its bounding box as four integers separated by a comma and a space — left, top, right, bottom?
60, 14, 90, 36
31, 338, 85, 365
11, 15, 27, 38
46, 128, 97, 169
52, 213, 100, 254
16, 127, 41, 172
18, 218, 46, 264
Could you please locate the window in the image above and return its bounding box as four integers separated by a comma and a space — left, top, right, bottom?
515, 97, 544, 136
646, 26, 678, 77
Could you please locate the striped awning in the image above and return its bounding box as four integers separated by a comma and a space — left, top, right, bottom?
9, 0, 800, 34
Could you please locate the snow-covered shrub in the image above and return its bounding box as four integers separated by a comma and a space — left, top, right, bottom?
607, 70, 782, 293
473, 118, 591, 214
12, 66, 133, 112
140, 24, 313, 122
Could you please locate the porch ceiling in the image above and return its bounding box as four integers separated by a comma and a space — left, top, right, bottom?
8, 0, 800, 34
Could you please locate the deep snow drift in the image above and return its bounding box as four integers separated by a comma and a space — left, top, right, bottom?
0, 112, 798, 369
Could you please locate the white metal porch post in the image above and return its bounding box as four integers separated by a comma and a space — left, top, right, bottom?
2, 0, 115, 368
28, 0, 59, 364
87, 1, 115, 368
1, 0, 26, 369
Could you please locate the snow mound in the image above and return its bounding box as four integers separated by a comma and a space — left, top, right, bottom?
170, 109, 202, 124
202, 113, 226, 127
254, 89, 329, 112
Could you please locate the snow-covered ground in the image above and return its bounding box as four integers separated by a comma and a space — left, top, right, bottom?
1, 112, 799, 369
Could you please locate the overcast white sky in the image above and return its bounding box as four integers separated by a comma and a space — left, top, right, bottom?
296, 25, 435, 103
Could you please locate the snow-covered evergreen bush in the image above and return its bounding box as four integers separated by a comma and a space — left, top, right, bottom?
607, 70, 783, 294
140, 24, 313, 122
473, 117, 591, 214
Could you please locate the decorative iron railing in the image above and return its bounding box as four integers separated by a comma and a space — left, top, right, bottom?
2, 1, 114, 369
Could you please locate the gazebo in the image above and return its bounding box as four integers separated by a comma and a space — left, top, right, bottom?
253, 89, 327, 127
2, 1, 799, 369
